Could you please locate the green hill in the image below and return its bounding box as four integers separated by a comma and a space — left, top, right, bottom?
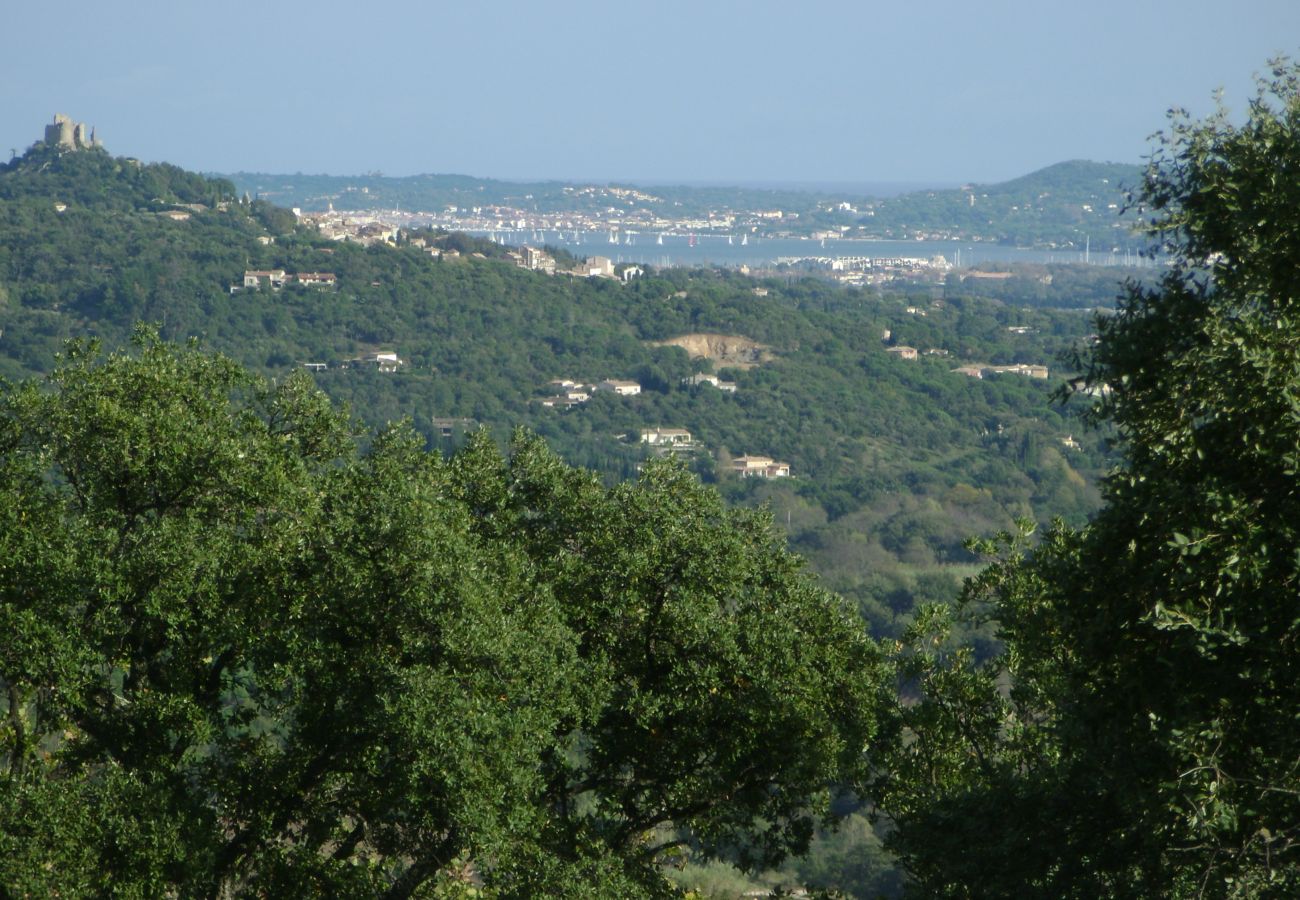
0, 142, 1114, 641
860, 159, 1144, 247
0, 139, 1125, 897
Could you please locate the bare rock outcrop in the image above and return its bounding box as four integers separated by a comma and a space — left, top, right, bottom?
651, 333, 774, 369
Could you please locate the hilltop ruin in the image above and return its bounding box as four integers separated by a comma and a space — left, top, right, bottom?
43, 113, 101, 151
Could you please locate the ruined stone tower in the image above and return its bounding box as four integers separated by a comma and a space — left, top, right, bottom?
43, 114, 100, 151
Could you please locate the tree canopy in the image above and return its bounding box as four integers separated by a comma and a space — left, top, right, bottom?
872, 62, 1300, 898
0, 330, 882, 897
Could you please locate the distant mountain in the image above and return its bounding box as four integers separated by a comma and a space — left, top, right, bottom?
990, 159, 1141, 196
856, 160, 1145, 248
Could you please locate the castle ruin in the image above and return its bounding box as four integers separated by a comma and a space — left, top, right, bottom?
44, 114, 101, 151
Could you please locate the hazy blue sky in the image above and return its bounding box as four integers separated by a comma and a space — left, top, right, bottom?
3, 1, 1297, 185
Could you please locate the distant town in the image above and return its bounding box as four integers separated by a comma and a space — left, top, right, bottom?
295, 203, 955, 287
230, 157, 1148, 265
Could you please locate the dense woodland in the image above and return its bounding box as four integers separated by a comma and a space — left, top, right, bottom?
869, 67, 1300, 898
946, 261, 1144, 309
2, 67, 1298, 897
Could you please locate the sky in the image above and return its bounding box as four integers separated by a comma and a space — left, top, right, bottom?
2, 0, 1298, 186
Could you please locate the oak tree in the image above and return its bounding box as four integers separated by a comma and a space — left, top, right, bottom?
0, 330, 880, 897
874, 62, 1300, 898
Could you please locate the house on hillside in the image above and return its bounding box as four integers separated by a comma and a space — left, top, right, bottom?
580, 256, 615, 278
345, 351, 404, 372
885, 346, 918, 361
244, 269, 287, 289
731, 455, 791, 479
986, 364, 1049, 379
538, 391, 590, 409
432, 417, 477, 438
950, 363, 1049, 380
538, 379, 592, 408
520, 246, 556, 274
596, 379, 641, 396
683, 373, 738, 393
294, 272, 337, 287
642, 426, 702, 450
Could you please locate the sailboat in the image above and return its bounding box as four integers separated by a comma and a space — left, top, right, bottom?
688, 234, 697, 248
609, 231, 618, 244
656, 233, 663, 246
741, 234, 748, 246
728, 235, 733, 245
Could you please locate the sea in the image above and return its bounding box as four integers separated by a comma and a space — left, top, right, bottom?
470, 230, 1154, 270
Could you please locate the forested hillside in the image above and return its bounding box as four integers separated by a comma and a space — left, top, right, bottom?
0, 140, 1113, 648
0, 142, 1111, 645
0, 142, 1120, 896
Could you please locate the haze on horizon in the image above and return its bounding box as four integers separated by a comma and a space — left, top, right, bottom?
2, 0, 1297, 187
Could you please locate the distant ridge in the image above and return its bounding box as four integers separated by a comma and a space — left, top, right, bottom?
611, 178, 961, 197
974, 159, 1142, 196
225, 159, 1146, 250
861, 159, 1145, 248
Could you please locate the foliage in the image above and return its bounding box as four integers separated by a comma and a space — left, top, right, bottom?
872, 62, 1300, 897
0, 333, 880, 896
0, 142, 234, 211
947, 262, 1134, 309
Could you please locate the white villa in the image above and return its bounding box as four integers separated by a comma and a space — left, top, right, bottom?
731, 455, 791, 479
640, 428, 694, 446
597, 379, 641, 396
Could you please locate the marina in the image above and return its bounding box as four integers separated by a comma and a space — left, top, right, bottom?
469, 228, 1157, 269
